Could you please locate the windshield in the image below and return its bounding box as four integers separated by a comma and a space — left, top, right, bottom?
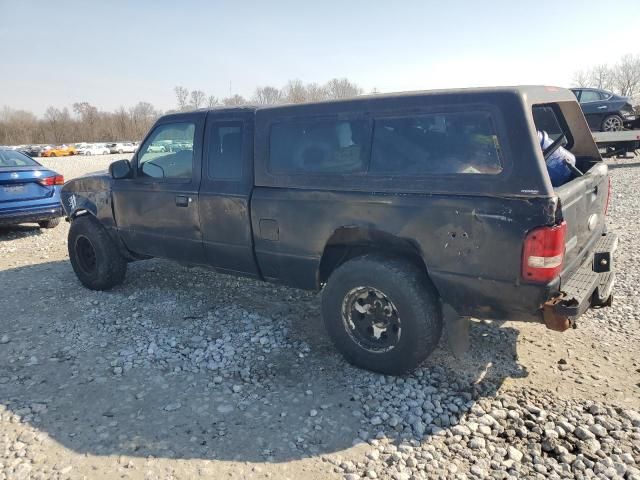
0, 149, 40, 167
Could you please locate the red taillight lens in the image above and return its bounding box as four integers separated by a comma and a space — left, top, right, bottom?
38, 175, 64, 186
522, 222, 567, 283
604, 177, 611, 215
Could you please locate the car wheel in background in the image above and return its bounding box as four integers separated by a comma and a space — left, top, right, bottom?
321, 255, 443, 375
38, 218, 61, 229
49, 152, 57, 157
68, 216, 127, 290
118, 149, 124, 154
601, 115, 624, 132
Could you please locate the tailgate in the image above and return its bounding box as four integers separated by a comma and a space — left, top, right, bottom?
555, 162, 609, 278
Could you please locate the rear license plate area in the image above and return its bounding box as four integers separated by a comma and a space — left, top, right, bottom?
3, 185, 25, 194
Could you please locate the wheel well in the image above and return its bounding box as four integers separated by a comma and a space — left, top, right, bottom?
318, 228, 430, 286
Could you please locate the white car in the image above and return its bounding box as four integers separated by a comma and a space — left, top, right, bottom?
79, 144, 110, 155
108, 142, 137, 154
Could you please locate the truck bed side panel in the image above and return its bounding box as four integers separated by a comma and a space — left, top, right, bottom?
251, 188, 556, 321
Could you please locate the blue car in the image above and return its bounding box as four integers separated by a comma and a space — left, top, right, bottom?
0, 149, 63, 228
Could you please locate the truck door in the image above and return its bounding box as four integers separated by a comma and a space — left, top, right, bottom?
111, 112, 206, 264
198, 110, 259, 277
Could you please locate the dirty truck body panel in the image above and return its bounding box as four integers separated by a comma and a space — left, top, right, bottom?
61, 86, 616, 328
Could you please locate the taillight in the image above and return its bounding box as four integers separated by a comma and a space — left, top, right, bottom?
522, 222, 567, 283
38, 175, 64, 186
605, 177, 611, 215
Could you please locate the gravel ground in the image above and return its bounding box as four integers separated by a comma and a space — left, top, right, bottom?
0, 153, 639, 480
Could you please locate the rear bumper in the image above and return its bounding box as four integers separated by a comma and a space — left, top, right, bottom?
543, 232, 617, 330
0, 204, 63, 226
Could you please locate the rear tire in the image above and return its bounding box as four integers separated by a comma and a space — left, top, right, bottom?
601, 115, 624, 132
321, 255, 442, 375
39, 218, 60, 229
68, 216, 127, 290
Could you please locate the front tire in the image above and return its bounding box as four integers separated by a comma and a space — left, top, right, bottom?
39, 218, 60, 229
321, 255, 442, 375
601, 114, 624, 132
68, 216, 127, 290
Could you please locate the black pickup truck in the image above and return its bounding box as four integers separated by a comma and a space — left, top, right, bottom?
61, 86, 617, 374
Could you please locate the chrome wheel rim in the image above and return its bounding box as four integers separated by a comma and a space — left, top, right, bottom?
603, 116, 623, 132
341, 286, 401, 353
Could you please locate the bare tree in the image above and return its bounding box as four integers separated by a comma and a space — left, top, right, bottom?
222, 94, 247, 106
253, 86, 282, 105
0, 107, 38, 145
207, 95, 219, 108
572, 69, 590, 88
325, 78, 363, 99
73, 102, 100, 140
44, 107, 72, 143
305, 83, 328, 102
613, 54, 640, 98
174, 86, 189, 111
588, 64, 614, 90
113, 107, 131, 140
129, 102, 159, 139
190, 90, 206, 109
282, 80, 307, 104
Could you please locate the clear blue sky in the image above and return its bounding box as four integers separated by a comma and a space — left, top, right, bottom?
1, 0, 638, 115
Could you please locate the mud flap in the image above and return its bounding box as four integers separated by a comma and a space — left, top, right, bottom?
444, 304, 470, 357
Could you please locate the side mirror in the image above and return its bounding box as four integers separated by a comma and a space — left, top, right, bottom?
109, 159, 133, 179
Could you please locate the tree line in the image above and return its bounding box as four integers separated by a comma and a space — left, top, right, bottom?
572, 54, 640, 103
0, 77, 365, 146
171, 77, 364, 111
0, 102, 161, 146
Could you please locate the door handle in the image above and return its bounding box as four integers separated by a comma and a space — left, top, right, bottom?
175, 195, 191, 207
597, 106, 607, 109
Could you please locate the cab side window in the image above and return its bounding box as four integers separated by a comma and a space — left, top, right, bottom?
208, 123, 243, 179
138, 122, 195, 179
371, 111, 503, 175
578, 90, 600, 103
269, 118, 369, 174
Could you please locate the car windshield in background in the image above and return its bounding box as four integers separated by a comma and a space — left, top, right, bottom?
0, 149, 39, 167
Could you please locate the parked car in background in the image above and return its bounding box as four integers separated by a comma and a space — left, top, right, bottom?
78, 144, 111, 155
41, 145, 76, 157
146, 142, 168, 153
0, 148, 63, 228
21, 145, 44, 157
107, 142, 136, 154
570, 88, 637, 132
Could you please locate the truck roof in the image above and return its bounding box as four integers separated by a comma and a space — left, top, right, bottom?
177, 85, 577, 118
